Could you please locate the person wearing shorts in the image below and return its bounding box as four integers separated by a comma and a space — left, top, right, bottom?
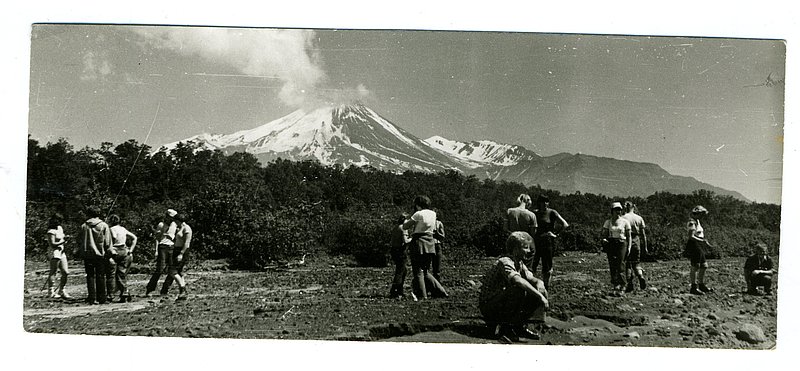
44, 213, 71, 299
109, 214, 138, 302
532, 195, 569, 290
479, 231, 549, 343
684, 205, 714, 295
402, 195, 447, 300
621, 201, 648, 292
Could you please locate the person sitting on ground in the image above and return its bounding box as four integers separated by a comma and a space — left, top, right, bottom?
389, 213, 411, 299
744, 242, 775, 295
479, 231, 549, 343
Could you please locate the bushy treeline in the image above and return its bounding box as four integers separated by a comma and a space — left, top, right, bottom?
26, 137, 781, 269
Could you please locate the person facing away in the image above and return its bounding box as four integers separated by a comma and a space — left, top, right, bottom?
108, 214, 138, 302
44, 213, 72, 299
389, 213, 411, 299
402, 195, 447, 301
744, 242, 775, 295
77, 205, 112, 305
479, 231, 549, 343
532, 195, 569, 290
146, 209, 178, 296
161, 213, 192, 300
506, 193, 537, 237
432, 211, 446, 282
621, 201, 648, 292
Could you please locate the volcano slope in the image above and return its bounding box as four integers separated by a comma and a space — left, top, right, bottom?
23, 251, 777, 349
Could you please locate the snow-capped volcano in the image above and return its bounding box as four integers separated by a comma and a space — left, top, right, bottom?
424, 135, 540, 168
159, 102, 462, 173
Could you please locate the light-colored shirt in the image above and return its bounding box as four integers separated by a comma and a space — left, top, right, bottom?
687, 218, 704, 240
47, 226, 65, 259
110, 225, 131, 247
479, 256, 531, 304
506, 207, 537, 236
175, 222, 193, 250
604, 218, 631, 240
405, 209, 437, 235
157, 221, 177, 246
621, 212, 646, 236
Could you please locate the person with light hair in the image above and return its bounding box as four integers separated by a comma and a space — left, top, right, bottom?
479, 231, 549, 343
621, 201, 648, 292
684, 205, 715, 295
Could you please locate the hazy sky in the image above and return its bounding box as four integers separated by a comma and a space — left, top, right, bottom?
28, 25, 785, 203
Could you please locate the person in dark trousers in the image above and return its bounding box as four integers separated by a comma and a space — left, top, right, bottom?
402, 195, 447, 301
77, 206, 112, 305
479, 231, 549, 343
108, 214, 138, 302
532, 195, 569, 290
161, 213, 192, 300
389, 213, 411, 299
602, 202, 631, 294
744, 242, 775, 295
145, 209, 177, 296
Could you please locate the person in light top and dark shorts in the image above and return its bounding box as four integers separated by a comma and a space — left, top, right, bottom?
621, 201, 648, 292
402, 195, 447, 301
684, 205, 715, 295
108, 214, 138, 302
44, 213, 71, 299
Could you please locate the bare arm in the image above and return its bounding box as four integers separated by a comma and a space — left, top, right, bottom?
510, 275, 549, 309
641, 227, 648, 254
554, 210, 569, 230
126, 231, 138, 254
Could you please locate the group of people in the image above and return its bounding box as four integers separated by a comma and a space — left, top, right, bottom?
42, 207, 193, 304
389, 195, 447, 301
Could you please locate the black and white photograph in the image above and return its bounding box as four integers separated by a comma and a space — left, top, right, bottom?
3, 2, 798, 370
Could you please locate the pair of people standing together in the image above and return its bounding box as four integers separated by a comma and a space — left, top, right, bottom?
602, 201, 648, 294
390, 195, 447, 301
146, 209, 192, 300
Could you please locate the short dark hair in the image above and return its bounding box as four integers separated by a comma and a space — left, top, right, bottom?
174, 213, 187, 222
413, 195, 431, 209
537, 195, 550, 203
86, 205, 102, 218
47, 213, 63, 229
108, 214, 121, 226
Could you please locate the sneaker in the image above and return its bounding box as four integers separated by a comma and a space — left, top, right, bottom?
698, 284, 714, 293
58, 291, 72, 299
639, 277, 647, 290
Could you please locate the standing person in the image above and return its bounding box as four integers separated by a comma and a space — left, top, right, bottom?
432, 212, 446, 283
684, 205, 715, 295
743, 241, 775, 295
532, 195, 569, 290
479, 232, 549, 343
77, 206, 112, 305
602, 202, 631, 293
402, 195, 447, 301
108, 214, 138, 302
44, 213, 71, 299
161, 213, 192, 300
621, 201, 648, 292
506, 194, 537, 237
145, 209, 177, 297
389, 213, 411, 299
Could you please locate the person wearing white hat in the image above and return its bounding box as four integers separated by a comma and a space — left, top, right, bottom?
145, 209, 178, 296
684, 205, 714, 295
602, 202, 631, 293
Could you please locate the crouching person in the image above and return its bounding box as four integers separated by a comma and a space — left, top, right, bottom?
744, 242, 775, 295
479, 231, 549, 343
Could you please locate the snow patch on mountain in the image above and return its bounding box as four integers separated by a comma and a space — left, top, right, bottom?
424, 135, 537, 168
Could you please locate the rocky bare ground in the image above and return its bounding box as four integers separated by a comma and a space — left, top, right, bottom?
22, 252, 777, 349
